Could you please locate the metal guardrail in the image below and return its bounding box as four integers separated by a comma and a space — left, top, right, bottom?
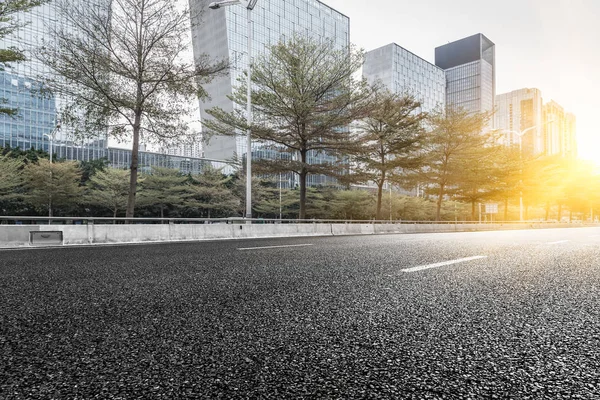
0, 216, 587, 225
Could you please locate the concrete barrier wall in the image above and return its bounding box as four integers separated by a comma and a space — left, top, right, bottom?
0, 222, 594, 248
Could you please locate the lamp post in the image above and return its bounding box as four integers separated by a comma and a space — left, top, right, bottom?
42, 120, 61, 222
42, 120, 61, 163
209, 0, 258, 220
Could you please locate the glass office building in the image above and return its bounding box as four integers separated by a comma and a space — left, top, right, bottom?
435, 33, 496, 125
495, 88, 544, 155
363, 43, 446, 113
0, 1, 109, 157
190, 0, 350, 187
543, 101, 577, 158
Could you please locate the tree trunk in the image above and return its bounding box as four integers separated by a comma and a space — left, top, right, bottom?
376, 177, 385, 221
557, 204, 562, 222
126, 110, 142, 219
113, 208, 117, 224
160, 204, 164, 221
471, 201, 476, 221
299, 150, 307, 220
504, 197, 509, 221
545, 202, 550, 221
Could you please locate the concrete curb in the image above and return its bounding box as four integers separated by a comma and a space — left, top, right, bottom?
0, 222, 594, 249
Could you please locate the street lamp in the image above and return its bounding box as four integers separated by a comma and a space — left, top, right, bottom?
42, 120, 61, 163
42, 120, 61, 222
209, 0, 258, 220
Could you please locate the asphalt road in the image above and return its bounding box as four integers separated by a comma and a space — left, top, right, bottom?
1, 227, 600, 399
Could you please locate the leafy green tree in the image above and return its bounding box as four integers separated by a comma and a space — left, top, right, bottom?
1, 0, 48, 116
80, 158, 109, 185
414, 107, 491, 221
487, 145, 523, 221
38, 0, 227, 218
205, 35, 370, 219
329, 190, 375, 220
0, 154, 23, 210
86, 168, 130, 219
137, 167, 188, 219
352, 89, 426, 219
0, 145, 49, 163
448, 140, 505, 220
186, 167, 240, 218
23, 159, 83, 217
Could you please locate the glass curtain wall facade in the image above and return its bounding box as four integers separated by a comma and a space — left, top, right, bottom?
543, 101, 577, 158
190, 0, 350, 187
495, 88, 544, 155
435, 33, 496, 127
0, 1, 109, 158
363, 43, 446, 113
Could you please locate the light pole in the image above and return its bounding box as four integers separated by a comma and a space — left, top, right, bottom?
42, 120, 61, 163
42, 120, 61, 221
209, 0, 258, 220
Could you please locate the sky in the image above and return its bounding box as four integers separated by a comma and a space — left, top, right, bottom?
323, 0, 600, 163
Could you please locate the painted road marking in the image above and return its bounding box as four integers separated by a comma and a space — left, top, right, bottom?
401, 256, 488, 273
547, 240, 570, 245
238, 244, 314, 251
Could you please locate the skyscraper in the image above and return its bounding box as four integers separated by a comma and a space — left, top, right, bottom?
363, 43, 446, 113
435, 33, 496, 123
190, 0, 349, 165
0, 1, 109, 160
495, 88, 544, 155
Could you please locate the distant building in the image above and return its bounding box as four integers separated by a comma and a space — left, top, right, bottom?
564, 113, 577, 158
543, 101, 577, 158
495, 88, 544, 155
363, 43, 446, 113
190, 0, 350, 187
435, 33, 496, 126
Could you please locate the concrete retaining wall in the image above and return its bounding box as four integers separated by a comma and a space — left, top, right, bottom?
0, 222, 590, 248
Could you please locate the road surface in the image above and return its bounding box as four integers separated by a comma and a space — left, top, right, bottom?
1, 227, 600, 398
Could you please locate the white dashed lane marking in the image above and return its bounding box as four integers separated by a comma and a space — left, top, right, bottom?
401, 256, 488, 273
238, 244, 314, 251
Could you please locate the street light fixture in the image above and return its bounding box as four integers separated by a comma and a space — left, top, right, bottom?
208, 0, 258, 220
42, 120, 61, 164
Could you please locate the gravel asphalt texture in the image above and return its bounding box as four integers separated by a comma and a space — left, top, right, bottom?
1, 227, 600, 399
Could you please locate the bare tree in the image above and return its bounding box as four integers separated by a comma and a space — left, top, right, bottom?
37, 0, 227, 217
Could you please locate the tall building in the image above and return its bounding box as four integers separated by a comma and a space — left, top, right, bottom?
0, 1, 109, 158
435, 33, 496, 124
543, 100, 564, 156
190, 0, 349, 186
363, 43, 446, 113
495, 88, 544, 155
564, 113, 577, 158
543, 101, 577, 158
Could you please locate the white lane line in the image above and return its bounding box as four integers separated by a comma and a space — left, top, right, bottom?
402, 256, 488, 273
547, 240, 570, 245
238, 244, 314, 251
